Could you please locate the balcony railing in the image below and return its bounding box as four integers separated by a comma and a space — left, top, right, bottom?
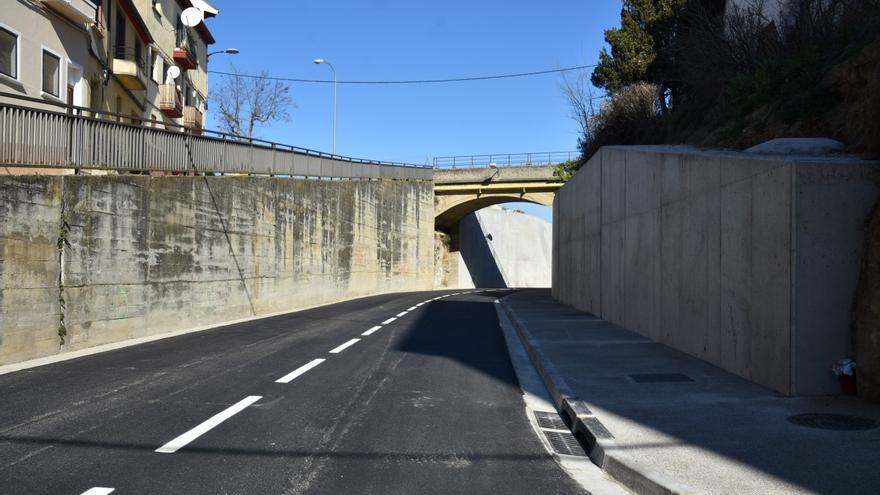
183, 106, 202, 131
0, 92, 432, 179
112, 46, 148, 90
158, 84, 183, 118
174, 28, 198, 70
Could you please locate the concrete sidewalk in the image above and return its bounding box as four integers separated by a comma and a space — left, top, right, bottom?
500, 289, 880, 495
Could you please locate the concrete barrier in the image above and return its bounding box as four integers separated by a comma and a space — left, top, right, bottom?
0, 175, 434, 365
553, 145, 880, 395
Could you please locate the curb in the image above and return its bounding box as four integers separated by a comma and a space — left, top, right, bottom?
498, 297, 693, 495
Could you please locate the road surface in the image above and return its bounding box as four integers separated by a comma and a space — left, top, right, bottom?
0, 290, 587, 494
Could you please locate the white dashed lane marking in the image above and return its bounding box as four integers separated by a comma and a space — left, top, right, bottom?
329, 338, 360, 354
81, 489, 115, 495
275, 359, 326, 384
395, 311, 408, 318
362, 325, 382, 336
407, 306, 417, 311
155, 396, 262, 454
381, 317, 397, 325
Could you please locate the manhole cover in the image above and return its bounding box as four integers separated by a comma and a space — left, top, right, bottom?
535, 411, 568, 430
787, 413, 879, 431
628, 373, 694, 383
544, 430, 588, 457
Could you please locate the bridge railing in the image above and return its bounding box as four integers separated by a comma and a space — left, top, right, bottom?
432, 151, 579, 169
0, 92, 432, 180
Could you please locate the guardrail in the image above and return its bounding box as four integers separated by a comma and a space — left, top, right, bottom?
0, 92, 432, 180
433, 151, 578, 169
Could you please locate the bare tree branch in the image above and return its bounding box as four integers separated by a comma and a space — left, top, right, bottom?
213, 64, 295, 139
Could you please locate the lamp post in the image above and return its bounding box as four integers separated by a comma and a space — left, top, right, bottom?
313, 58, 336, 155
207, 48, 239, 60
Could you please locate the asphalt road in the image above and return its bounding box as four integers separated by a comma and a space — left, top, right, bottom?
0, 290, 586, 494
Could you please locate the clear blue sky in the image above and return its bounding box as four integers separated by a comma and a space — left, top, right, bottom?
204, 0, 622, 220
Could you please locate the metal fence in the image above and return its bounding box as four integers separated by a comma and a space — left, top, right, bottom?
433, 151, 578, 169
0, 92, 432, 180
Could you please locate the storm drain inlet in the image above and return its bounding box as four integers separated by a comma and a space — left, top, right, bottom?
787, 413, 879, 431
535, 411, 568, 430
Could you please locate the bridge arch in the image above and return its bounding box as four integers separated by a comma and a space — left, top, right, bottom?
434, 191, 555, 231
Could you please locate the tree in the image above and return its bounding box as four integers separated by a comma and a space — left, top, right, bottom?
591, 0, 688, 104
213, 64, 294, 139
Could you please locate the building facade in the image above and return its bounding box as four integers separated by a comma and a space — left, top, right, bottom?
0, 0, 217, 131
0, 0, 100, 110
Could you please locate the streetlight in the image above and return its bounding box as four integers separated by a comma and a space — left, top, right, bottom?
313, 58, 336, 155
207, 48, 239, 60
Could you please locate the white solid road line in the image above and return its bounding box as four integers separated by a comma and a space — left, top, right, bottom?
362, 325, 382, 336
381, 317, 397, 325
275, 358, 326, 384
329, 338, 360, 354
155, 396, 262, 454
81, 489, 115, 495
407, 306, 417, 311
395, 311, 408, 317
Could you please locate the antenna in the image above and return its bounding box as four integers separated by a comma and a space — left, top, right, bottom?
165, 65, 181, 84
180, 7, 204, 27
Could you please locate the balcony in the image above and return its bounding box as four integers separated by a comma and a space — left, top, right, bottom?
42, 0, 96, 24
158, 84, 183, 118
183, 106, 203, 133
174, 29, 198, 70
112, 47, 147, 91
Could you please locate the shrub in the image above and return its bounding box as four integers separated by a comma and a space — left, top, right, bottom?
580, 82, 664, 160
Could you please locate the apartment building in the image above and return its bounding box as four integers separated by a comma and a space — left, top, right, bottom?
0, 0, 100, 110
133, 0, 216, 132
0, 0, 218, 131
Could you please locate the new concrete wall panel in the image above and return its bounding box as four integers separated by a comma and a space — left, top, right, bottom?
658, 200, 684, 347
720, 178, 753, 377
625, 150, 660, 217
624, 210, 658, 338
602, 148, 626, 224
749, 163, 793, 394
792, 163, 880, 395
659, 152, 685, 205
601, 220, 626, 325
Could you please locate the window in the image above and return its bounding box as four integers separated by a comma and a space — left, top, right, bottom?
42, 49, 61, 97
0, 25, 18, 80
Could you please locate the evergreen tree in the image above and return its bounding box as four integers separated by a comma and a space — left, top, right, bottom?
591, 0, 688, 95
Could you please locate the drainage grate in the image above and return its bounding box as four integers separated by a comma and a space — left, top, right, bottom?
544, 430, 588, 457
535, 411, 568, 430
787, 413, 880, 431
581, 417, 614, 440
628, 373, 694, 383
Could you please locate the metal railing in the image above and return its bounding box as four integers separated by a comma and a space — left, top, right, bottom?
0, 92, 432, 180
433, 151, 579, 169
175, 27, 198, 67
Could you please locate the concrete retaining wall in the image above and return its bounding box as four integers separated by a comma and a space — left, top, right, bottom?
458, 207, 552, 288
552, 145, 879, 395
0, 176, 434, 365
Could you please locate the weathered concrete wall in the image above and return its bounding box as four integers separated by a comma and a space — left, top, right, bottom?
553, 145, 879, 395
0, 176, 434, 365
458, 207, 552, 288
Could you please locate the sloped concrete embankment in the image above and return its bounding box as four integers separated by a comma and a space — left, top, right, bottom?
456, 206, 552, 288
552, 145, 880, 395
0, 176, 434, 365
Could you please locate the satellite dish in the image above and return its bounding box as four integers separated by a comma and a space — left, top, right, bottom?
180, 7, 204, 27
165, 65, 181, 83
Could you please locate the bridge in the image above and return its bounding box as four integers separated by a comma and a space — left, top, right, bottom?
432, 163, 562, 231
